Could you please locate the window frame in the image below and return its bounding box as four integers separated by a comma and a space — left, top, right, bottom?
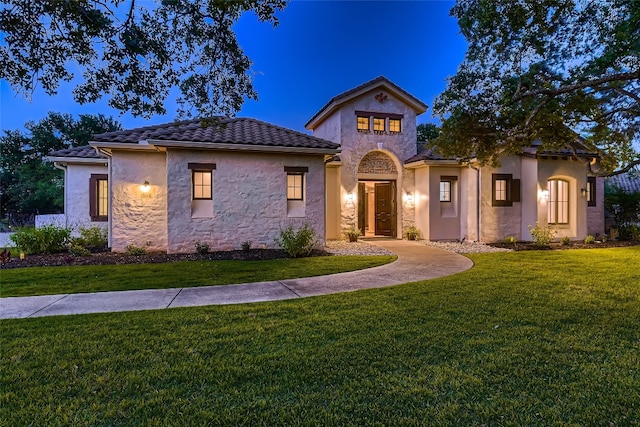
389, 118, 401, 133
492, 174, 512, 206
440, 177, 455, 202
188, 163, 216, 201
373, 117, 385, 133
587, 176, 597, 207
284, 166, 308, 201
548, 179, 569, 225
356, 116, 369, 132
89, 174, 108, 222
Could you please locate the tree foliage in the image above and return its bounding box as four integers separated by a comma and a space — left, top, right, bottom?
417, 123, 441, 142
432, 0, 640, 175
0, 0, 287, 118
0, 113, 121, 217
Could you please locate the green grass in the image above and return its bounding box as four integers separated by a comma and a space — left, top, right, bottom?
0, 255, 395, 297
1, 247, 639, 426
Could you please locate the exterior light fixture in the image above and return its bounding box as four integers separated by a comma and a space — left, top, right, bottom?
540, 189, 549, 201
141, 180, 150, 192
406, 192, 413, 202
580, 188, 588, 197
346, 193, 355, 203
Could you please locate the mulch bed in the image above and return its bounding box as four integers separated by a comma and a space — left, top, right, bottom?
488, 240, 640, 251
1, 249, 330, 270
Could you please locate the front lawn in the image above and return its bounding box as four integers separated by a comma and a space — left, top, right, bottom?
0, 255, 395, 297
1, 247, 639, 425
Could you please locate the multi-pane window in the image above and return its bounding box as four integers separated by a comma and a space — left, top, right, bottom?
90, 174, 108, 222
440, 180, 452, 202
357, 116, 369, 131
492, 173, 520, 207
587, 176, 596, 207
192, 170, 212, 200
548, 179, 569, 224
389, 118, 401, 133
287, 173, 304, 200
373, 117, 385, 132
97, 178, 108, 216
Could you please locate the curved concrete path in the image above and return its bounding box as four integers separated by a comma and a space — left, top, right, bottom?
0, 240, 473, 319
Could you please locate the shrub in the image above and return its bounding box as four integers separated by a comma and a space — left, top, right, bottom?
504, 236, 517, 245
345, 226, 361, 242
9, 225, 71, 254
584, 235, 596, 244
619, 225, 640, 241
68, 244, 91, 257
560, 236, 571, 246
276, 224, 317, 258
241, 241, 252, 252
74, 226, 108, 252
404, 225, 420, 240
608, 228, 619, 240
125, 244, 147, 256
0, 248, 11, 265
195, 240, 210, 255
528, 224, 556, 247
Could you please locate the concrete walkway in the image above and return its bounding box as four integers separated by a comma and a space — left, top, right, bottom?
0, 239, 473, 319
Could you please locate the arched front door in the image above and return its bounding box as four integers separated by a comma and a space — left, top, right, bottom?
357, 151, 398, 237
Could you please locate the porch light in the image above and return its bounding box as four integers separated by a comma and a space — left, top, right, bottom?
580, 188, 588, 197
346, 193, 355, 203
141, 180, 150, 193
405, 192, 414, 203
540, 189, 549, 201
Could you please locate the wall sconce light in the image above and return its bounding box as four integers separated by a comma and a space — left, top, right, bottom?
405, 192, 413, 203
580, 188, 588, 197
346, 193, 355, 203
540, 189, 549, 201
141, 180, 150, 193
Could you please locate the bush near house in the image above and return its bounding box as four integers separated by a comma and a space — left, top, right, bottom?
275, 224, 317, 258
72, 226, 108, 252
605, 185, 640, 240
9, 225, 71, 254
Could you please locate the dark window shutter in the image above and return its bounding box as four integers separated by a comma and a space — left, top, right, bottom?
512, 179, 521, 203
89, 175, 97, 219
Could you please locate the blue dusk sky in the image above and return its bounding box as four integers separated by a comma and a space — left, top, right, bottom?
0, 0, 467, 135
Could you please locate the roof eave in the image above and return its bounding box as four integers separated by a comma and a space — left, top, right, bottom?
147, 139, 340, 155
46, 156, 108, 165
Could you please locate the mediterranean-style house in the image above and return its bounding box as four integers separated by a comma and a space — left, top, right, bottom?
47, 76, 605, 253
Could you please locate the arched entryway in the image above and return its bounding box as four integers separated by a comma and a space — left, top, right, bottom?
357, 151, 399, 237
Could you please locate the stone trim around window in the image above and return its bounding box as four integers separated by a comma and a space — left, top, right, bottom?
89, 174, 108, 222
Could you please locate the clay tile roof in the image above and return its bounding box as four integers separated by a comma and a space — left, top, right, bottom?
405, 148, 456, 163
49, 146, 106, 159
305, 76, 428, 129
606, 173, 640, 193
91, 117, 340, 151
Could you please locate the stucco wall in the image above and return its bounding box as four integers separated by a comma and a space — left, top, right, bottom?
481, 157, 523, 242
110, 151, 168, 252
63, 162, 109, 233
165, 150, 326, 253
314, 89, 420, 236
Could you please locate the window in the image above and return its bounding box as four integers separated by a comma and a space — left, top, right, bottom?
287, 173, 304, 200
440, 180, 452, 202
587, 176, 596, 206
548, 179, 569, 224
188, 163, 215, 200
492, 174, 520, 207
357, 116, 369, 131
89, 174, 108, 222
389, 118, 401, 133
373, 117, 385, 133
192, 171, 212, 199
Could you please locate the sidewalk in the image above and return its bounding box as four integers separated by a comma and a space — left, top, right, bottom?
0, 239, 473, 319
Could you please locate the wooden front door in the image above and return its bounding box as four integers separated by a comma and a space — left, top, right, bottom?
374, 182, 396, 237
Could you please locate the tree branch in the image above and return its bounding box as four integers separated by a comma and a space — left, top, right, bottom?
513, 72, 640, 101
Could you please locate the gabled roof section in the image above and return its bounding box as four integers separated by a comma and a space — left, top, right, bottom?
48, 146, 106, 160
305, 76, 428, 130
90, 117, 340, 153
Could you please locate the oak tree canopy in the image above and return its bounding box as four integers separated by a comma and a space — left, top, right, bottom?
0, 0, 287, 118
432, 0, 639, 175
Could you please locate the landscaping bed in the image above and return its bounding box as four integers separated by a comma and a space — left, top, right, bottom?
0, 248, 329, 269
488, 239, 639, 251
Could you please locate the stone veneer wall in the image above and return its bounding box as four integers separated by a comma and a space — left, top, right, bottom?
165, 150, 326, 253
110, 151, 168, 252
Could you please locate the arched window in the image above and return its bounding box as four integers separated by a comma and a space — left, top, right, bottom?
548, 179, 569, 224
